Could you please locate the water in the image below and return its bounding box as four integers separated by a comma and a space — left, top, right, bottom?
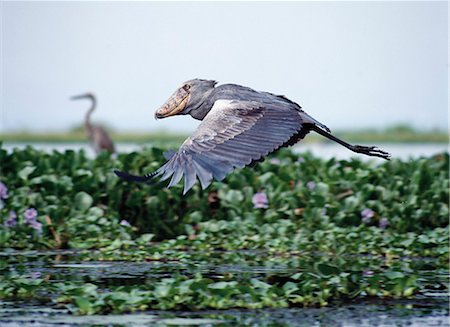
1, 302, 448, 326
2, 142, 449, 160
1, 250, 448, 326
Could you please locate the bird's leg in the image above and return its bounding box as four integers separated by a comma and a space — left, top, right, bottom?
310, 125, 391, 160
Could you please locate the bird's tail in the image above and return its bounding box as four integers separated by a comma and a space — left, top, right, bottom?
114, 170, 159, 183
299, 111, 331, 132
114, 150, 175, 183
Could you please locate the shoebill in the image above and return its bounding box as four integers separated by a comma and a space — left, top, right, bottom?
115, 79, 390, 194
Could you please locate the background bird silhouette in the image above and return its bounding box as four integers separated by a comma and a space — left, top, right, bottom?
71, 93, 115, 154
115, 79, 391, 194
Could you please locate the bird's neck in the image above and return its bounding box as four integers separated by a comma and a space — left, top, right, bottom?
190, 84, 253, 120
188, 88, 216, 120
84, 97, 96, 130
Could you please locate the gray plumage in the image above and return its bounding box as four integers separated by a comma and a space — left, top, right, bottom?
115, 79, 390, 194
71, 93, 115, 154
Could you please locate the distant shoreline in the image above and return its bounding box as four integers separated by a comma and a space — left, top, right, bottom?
0, 129, 447, 144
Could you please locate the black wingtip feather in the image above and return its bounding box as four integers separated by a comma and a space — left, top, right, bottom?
114, 170, 158, 183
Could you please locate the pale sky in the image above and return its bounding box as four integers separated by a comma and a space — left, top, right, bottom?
1, 1, 448, 133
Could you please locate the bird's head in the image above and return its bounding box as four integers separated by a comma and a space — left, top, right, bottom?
71, 92, 95, 101
155, 79, 217, 119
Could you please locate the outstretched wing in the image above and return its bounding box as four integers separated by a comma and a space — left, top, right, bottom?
115, 99, 308, 194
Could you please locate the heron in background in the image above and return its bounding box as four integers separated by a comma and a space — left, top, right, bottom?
115, 79, 391, 194
71, 93, 115, 154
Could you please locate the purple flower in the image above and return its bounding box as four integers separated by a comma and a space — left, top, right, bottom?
306, 181, 316, 190
23, 208, 42, 233
252, 192, 269, 209
363, 270, 375, 277
120, 220, 131, 227
269, 158, 281, 165
361, 208, 375, 224
4, 211, 17, 227
379, 217, 389, 229
0, 182, 8, 200
31, 272, 41, 279
29, 220, 42, 233
24, 208, 38, 224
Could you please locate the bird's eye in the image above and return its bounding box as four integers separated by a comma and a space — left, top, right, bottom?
183, 84, 190, 91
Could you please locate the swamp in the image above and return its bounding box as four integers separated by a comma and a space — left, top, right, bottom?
0, 143, 448, 326
2, 1, 448, 325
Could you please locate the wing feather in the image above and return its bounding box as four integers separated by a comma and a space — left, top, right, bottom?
117, 99, 307, 193
167, 164, 184, 188
183, 159, 197, 194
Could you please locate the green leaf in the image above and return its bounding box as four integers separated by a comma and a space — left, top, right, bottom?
137, 234, 154, 244
74, 192, 93, 211
250, 279, 271, 289
291, 273, 303, 280
221, 189, 244, 203
282, 281, 299, 295
208, 281, 237, 289
384, 271, 405, 280
316, 263, 340, 276
18, 166, 36, 180
74, 296, 93, 314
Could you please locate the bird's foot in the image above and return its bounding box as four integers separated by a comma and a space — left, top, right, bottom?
351, 145, 391, 160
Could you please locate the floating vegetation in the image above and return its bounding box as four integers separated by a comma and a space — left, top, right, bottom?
0, 143, 448, 315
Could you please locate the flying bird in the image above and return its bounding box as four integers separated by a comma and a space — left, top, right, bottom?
115, 79, 391, 194
71, 93, 116, 154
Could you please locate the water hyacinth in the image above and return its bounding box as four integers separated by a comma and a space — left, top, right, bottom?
269, 158, 281, 165
361, 208, 375, 224
4, 211, 17, 227
23, 208, 42, 233
0, 182, 7, 209
31, 272, 42, 279
363, 270, 375, 277
24, 208, 38, 224
0, 182, 8, 200
379, 217, 389, 229
29, 220, 43, 233
252, 192, 269, 209
120, 220, 131, 227
306, 181, 316, 190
